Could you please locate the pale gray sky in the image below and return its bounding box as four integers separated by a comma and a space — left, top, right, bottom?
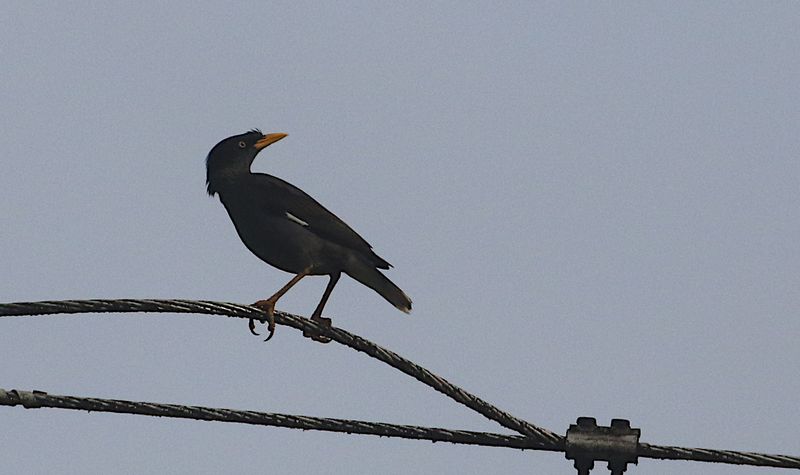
2, 2, 799, 474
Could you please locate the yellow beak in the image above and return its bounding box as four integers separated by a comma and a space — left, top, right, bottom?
255, 133, 288, 150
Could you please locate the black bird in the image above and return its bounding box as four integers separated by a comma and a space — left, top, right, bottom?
206, 130, 411, 342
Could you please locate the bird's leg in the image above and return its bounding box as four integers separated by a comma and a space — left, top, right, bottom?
303, 272, 340, 343
252, 271, 309, 341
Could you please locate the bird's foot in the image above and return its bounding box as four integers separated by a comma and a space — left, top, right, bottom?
303, 314, 332, 343
251, 299, 277, 342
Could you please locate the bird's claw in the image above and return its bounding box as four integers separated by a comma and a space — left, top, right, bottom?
303, 315, 333, 343
264, 323, 275, 342
252, 300, 276, 342
248, 318, 260, 336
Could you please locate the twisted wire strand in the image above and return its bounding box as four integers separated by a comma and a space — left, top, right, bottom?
637, 443, 800, 469
0, 388, 547, 451
2, 387, 799, 470
0, 299, 562, 447
4, 300, 800, 470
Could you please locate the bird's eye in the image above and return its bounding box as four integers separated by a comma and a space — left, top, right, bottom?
238, 141, 247, 149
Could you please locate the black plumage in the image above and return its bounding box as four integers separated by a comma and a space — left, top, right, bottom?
206, 130, 411, 341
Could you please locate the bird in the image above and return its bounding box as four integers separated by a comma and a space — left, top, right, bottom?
206, 129, 411, 342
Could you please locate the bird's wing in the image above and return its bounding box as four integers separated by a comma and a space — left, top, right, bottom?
252, 173, 391, 268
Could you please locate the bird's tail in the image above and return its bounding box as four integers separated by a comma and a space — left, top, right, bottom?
346, 260, 412, 314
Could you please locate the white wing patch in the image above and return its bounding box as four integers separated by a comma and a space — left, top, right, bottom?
285, 211, 309, 227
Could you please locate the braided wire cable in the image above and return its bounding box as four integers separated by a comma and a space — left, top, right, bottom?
0, 299, 562, 447
2, 386, 799, 470
637, 443, 800, 469
0, 388, 546, 451
3, 299, 800, 470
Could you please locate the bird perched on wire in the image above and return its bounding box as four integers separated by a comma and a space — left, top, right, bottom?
206, 130, 411, 342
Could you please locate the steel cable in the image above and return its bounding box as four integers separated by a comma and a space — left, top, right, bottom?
0, 299, 562, 447
3, 299, 799, 470
0, 388, 546, 451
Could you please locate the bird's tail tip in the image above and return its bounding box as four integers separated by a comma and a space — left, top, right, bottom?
390, 288, 412, 314
346, 260, 412, 315
396, 294, 412, 314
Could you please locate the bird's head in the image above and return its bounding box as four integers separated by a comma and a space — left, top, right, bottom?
206, 129, 287, 195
